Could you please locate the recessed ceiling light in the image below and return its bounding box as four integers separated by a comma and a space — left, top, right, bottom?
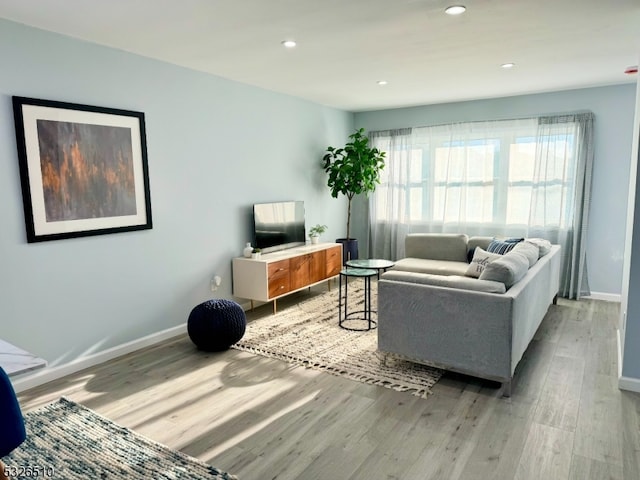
501, 63, 516, 69
377, 80, 388, 86
281, 40, 297, 48
445, 5, 466, 15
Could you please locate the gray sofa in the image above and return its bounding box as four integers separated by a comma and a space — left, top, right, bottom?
377, 233, 561, 396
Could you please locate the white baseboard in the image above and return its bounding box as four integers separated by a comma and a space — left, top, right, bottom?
584, 292, 621, 302
617, 327, 640, 392
619, 375, 640, 393
617, 328, 623, 379
12, 323, 187, 394
238, 300, 255, 311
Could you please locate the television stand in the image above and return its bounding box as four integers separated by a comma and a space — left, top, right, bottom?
232, 243, 342, 314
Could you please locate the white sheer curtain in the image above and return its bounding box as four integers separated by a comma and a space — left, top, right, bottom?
368, 128, 413, 259
369, 113, 594, 299
529, 113, 594, 298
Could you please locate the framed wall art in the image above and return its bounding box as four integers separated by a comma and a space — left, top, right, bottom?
12, 96, 152, 243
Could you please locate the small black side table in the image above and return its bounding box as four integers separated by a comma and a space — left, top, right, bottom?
339, 267, 377, 331
345, 258, 395, 279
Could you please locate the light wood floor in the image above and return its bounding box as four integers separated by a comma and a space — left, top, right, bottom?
16, 289, 640, 480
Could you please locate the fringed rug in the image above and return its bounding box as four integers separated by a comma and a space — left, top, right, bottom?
233, 282, 443, 398
5, 398, 236, 480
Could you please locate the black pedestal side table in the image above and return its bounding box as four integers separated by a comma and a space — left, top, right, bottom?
338, 267, 377, 331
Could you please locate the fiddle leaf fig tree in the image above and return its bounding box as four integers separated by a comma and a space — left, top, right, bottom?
322, 128, 386, 240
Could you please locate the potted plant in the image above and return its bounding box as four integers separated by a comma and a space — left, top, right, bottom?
251, 248, 262, 259
322, 128, 386, 263
308, 224, 327, 244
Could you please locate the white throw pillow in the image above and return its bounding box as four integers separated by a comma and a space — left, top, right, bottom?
526, 238, 552, 256
479, 251, 529, 288
512, 241, 539, 267
465, 247, 502, 278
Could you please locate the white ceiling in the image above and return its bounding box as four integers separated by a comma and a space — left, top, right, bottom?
1, 0, 639, 111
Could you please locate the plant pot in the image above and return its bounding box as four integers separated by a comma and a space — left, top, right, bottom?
310, 235, 319, 244
251, 252, 261, 260
336, 238, 358, 265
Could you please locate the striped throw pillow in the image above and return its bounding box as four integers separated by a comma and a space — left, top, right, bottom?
487, 238, 522, 255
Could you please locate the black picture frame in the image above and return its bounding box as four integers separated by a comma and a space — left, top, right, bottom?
12, 96, 152, 243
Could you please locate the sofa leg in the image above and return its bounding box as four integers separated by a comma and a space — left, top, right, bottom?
379, 352, 389, 367
502, 380, 512, 398
553, 294, 558, 305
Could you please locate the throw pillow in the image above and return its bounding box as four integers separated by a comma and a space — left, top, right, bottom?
479, 251, 529, 288
487, 238, 522, 255
465, 247, 502, 278
526, 238, 552, 256
512, 241, 539, 267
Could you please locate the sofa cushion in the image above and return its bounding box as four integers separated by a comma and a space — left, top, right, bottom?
479, 251, 529, 288
467, 236, 493, 261
392, 258, 469, 276
382, 270, 506, 294
465, 247, 503, 278
405, 233, 468, 262
512, 241, 539, 267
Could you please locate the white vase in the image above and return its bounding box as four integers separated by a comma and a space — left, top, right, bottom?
243, 242, 253, 258
310, 235, 319, 244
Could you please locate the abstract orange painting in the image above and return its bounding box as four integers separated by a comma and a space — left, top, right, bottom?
12, 97, 152, 243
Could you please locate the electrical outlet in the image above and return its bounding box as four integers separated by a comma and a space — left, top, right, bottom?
210, 275, 222, 292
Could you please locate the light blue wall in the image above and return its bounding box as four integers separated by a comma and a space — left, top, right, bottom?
0, 19, 353, 367
355, 84, 637, 296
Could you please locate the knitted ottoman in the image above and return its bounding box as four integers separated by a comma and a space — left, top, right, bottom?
187, 299, 246, 352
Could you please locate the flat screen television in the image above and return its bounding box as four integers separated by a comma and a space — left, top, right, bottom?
253, 201, 306, 253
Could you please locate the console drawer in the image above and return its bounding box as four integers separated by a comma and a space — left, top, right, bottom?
325, 245, 342, 277
268, 259, 290, 298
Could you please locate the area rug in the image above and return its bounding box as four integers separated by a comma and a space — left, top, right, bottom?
233, 282, 443, 398
4, 398, 236, 479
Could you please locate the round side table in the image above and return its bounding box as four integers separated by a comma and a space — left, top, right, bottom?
345, 258, 395, 279
338, 267, 377, 331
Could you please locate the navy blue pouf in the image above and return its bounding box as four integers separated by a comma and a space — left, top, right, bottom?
0, 366, 26, 458
188, 299, 246, 352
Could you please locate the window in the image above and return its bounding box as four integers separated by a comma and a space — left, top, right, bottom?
372, 121, 577, 230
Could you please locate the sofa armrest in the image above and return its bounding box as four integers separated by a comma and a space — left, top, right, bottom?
500, 245, 561, 372
378, 279, 514, 382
